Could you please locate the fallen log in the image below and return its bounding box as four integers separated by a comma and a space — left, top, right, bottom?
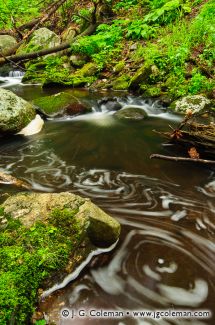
0, 23, 97, 65
150, 154, 215, 164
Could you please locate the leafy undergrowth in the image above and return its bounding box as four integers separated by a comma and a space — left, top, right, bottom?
71, 0, 214, 100
0, 207, 84, 324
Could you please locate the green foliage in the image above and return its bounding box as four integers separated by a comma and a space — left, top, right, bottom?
144, 0, 191, 25
0, 208, 83, 324
126, 21, 157, 39
71, 21, 123, 68
0, 0, 41, 29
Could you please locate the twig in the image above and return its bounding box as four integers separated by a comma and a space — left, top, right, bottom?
150, 154, 215, 164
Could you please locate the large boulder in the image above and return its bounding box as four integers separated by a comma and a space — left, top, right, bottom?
0, 192, 120, 324
0, 88, 36, 134
114, 106, 148, 120
2, 192, 120, 246
170, 95, 212, 114
33, 92, 91, 117
17, 27, 61, 54
0, 35, 17, 55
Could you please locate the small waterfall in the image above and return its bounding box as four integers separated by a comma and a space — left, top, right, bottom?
9, 70, 25, 78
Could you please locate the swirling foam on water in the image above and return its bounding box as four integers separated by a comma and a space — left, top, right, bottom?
0, 125, 215, 324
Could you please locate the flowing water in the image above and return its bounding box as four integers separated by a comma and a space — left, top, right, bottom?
0, 77, 215, 325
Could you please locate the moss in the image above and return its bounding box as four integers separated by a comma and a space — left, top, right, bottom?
113, 61, 125, 73
0, 207, 85, 324
142, 86, 162, 97
33, 92, 86, 116
112, 75, 130, 90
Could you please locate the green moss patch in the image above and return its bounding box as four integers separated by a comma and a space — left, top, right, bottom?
0, 207, 84, 324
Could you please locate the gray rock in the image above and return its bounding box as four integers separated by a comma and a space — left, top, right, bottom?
98, 97, 122, 111
171, 95, 211, 114
0, 88, 36, 134
0, 35, 17, 55
17, 27, 61, 54
2, 192, 121, 247
115, 106, 148, 120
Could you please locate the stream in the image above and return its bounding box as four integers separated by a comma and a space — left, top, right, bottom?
0, 76, 215, 325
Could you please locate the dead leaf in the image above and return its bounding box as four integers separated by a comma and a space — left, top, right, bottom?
188, 147, 200, 159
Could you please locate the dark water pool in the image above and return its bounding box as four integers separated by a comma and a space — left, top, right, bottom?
1, 81, 215, 325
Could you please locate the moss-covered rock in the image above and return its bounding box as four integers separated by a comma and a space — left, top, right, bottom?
112, 75, 130, 90
129, 62, 153, 90
170, 95, 212, 114
33, 92, 91, 117
113, 61, 126, 74
114, 106, 148, 120
142, 86, 162, 98
17, 28, 61, 55
0, 35, 17, 55
0, 88, 36, 134
43, 62, 99, 88
0, 192, 120, 324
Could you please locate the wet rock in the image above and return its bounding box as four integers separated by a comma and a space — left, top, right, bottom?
17, 27, 61, 54
33, 92, 91, 117
114, 106, 148, 120
0, 88, 36, 134
170, 95, 212, 114
2, 192, 121, 246
0, 172, 31, 189
0, 35, 17, 55
98, 97, 122, 111
17, 114, 44, 136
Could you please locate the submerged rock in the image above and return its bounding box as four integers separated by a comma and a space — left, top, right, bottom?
33, 92, 91, 117
114, 106, 148, 120
170, 95, 212, 114
0, 35, 17, 55
0, 88, 36, 134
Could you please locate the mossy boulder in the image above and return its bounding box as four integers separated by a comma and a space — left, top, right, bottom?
112, 75, 130, 90
17, 28, 61, 55
0, 192, 120, 324
0, 35, 17, 55
2, 192, 120, 245
170, 95, 212, 114
114, 106, 148, 120
129, 62, 153, 90
43, 62, 98, 87
33, 92, 91, 117
0, 88, 36, 134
